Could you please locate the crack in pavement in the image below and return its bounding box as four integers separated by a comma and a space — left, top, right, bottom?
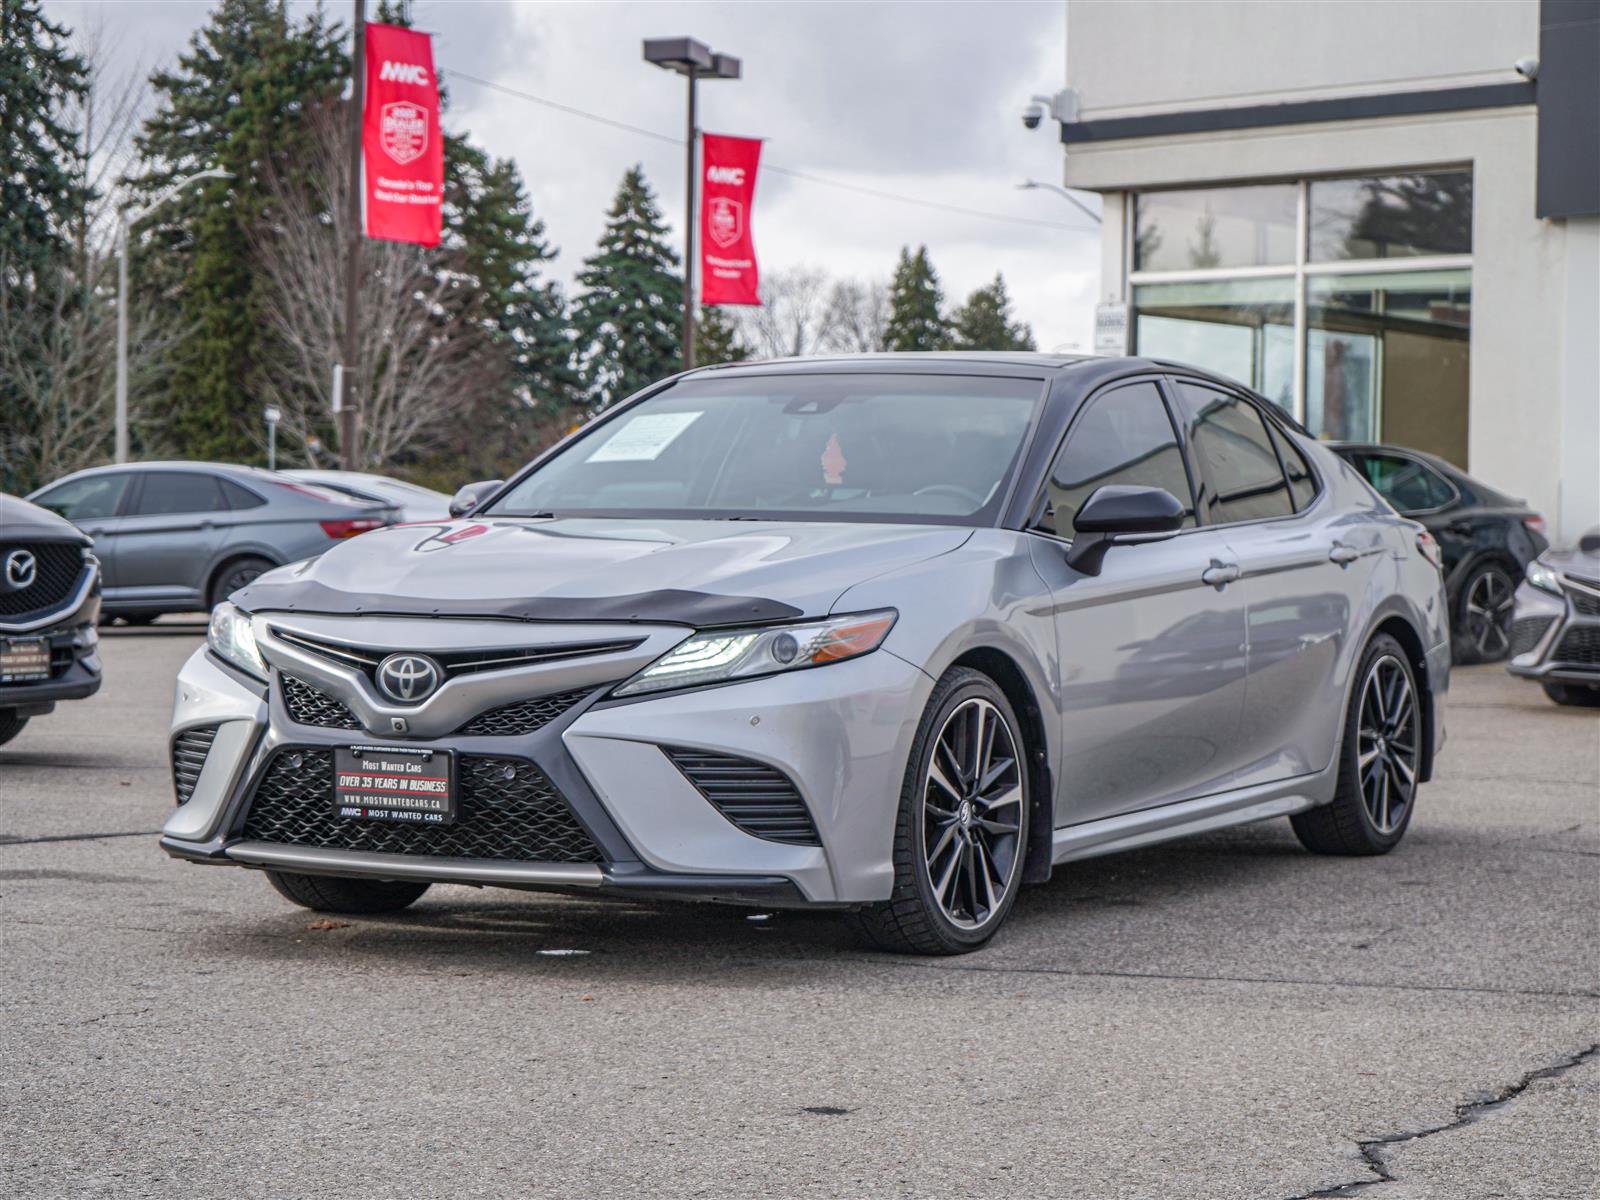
0, 830, 157, 846
1286, 1042, 1600, 1198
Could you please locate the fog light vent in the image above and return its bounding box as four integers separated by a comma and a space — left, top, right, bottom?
664, 747, 820, 846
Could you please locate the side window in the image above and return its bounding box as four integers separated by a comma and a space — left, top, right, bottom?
1173, 384, 1295, 524
1268, 423, 1319, 511
32, 473, 131, 521
131, 472, 226, 517
220, 479, 267, 510
1038, 381, 1196, 536
1348, 452, 1454, 513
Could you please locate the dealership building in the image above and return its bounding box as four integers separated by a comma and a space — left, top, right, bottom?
1053, 0, 1599, 541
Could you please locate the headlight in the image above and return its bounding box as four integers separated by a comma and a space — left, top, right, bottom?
208, 602, 268, 681
1525, 560, 1562, 596
612, 609, 897, 697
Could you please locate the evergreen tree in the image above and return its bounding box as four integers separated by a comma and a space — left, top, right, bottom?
948, 273, 1035, 351
0, 0, 89, 282
881, 245, 948, 352
696, 305, 750, 365
570, 165, 682, 404
127, 0, 345, 460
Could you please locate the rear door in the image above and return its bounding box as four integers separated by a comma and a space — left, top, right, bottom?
1030, 378, 1250, 824
112, 471, 229, 606
1170, 380, 1380, 786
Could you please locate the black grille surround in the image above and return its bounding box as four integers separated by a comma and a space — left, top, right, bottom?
1553, 626, 1600, 666
1509, 616, 1556, 659
270, 628, 642, 682
171, 725, 219, 805
665, 747, 820, 846
0, 541, 87, 621
240, 748, 604, 864
280, 675, 360, 730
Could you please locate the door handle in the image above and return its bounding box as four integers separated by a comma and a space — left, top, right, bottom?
1329, 543, 1361, 565
1201, 562, 1240, 587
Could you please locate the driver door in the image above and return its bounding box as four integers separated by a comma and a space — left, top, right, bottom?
1028, 380, 1249, 826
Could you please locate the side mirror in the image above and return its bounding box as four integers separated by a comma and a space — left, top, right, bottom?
1065, 485, 1186, 576
448, 479, 503, 518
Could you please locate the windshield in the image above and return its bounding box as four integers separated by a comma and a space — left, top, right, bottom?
490, 373, 1043, 525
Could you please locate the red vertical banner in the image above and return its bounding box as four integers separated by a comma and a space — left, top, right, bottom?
362, 23, 443, 247
700, 133, 762, 306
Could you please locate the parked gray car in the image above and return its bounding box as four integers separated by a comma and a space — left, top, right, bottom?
29, 463, 391, 621
282, 469, 452, 523
162, 355, 1450, 954
1, 493, 103, 746
1506, 527, 1600, 706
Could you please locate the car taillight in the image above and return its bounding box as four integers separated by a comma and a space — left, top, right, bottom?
1523, 514, 1546, 537
320, 518, 384, 539
1415, 530, 1443, 570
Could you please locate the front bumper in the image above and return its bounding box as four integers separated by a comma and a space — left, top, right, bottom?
161, 635, 931, 906
0, 613, 102, 715
1505, 578, 1600, 683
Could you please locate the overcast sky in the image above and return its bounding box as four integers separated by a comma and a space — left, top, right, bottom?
49, 0, 1099, 350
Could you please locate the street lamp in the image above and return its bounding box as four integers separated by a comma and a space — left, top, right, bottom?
643, 36, 741, 371
115, 167, 233, 463
1017, 179, 1102, 225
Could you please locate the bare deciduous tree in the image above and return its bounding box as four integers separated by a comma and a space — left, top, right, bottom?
251, 104, 503, 469
735, 267, 836, 359
818, 278, 890, 353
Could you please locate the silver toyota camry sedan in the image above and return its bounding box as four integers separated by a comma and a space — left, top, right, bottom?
162, 354, 1450, 954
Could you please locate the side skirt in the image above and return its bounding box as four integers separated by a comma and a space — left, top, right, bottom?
1051, 772, 1331, 865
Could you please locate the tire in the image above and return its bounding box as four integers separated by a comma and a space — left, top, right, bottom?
1452, 562, 1515, 664
0, 710, 28, 747
265, 870, 431, 914
1542, 682, 1600, 707
208, 556, 273, 610
850, 667, 1030, 955
1292, 633, 1422, 856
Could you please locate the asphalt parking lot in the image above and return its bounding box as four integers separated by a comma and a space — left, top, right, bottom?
2, 624, 1596, 1199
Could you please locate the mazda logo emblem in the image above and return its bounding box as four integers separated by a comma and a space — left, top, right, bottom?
376, 653, 443, 703
3, 550, 37, 592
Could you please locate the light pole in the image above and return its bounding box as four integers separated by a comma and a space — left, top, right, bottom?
1017, 179, 1102, 225
643, 37, 741, 371
115, 166, 232, 463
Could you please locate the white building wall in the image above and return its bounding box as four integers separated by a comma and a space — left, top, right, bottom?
1558, 219, 1600, 538
1065, 0, 1537, 118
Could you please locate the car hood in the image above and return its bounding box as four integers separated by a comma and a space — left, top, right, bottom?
232, 517, 973, 625
0, 492, 89, 544
1541, 527, 1600, 581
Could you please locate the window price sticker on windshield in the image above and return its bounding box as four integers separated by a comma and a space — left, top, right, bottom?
586, 411, 702, 462
334, 745, 455, 824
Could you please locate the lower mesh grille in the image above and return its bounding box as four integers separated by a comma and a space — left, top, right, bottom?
1567, 586, 1600, 618
171, 725, 219, 805
665, 747, 820, 845
1509, 616, 1556, 658
1553, 626, 1600, 665
241, 748, 603, 863
280, 675, 360, 730
455, 687, 592, 735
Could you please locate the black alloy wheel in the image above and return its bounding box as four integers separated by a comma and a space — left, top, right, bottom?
1456, 564, 1515, 663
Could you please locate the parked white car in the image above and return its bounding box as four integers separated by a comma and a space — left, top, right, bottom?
283, 470, 451, 524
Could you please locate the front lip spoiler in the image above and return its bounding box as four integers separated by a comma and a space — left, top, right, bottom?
162, 837, 818, 906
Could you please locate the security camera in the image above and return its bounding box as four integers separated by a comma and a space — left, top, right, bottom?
1022, 102, 1044, 131
1514, 56, 1539, 80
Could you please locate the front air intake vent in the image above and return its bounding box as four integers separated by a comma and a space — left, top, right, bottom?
171, 724, 219, 805
280, 675, 360, 730
1509, 616, 1556, 659
455, 687, 594, 736
665, 748, 820, 846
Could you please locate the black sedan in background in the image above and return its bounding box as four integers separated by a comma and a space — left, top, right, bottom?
1334, 444, 1547, 664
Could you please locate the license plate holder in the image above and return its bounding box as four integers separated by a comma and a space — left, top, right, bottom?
333, 745, 456, 825
0, 637, 51, 684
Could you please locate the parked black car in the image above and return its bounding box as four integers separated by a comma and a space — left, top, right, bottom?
0, 493, 103, 747
1333, 443, 1547, 664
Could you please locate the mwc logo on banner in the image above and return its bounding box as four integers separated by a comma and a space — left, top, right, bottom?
701, 133, 763, 306
362, 24, 443, 247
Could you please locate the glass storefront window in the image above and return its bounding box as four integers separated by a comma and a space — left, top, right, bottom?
1132, 279, 1295, 410
1134, 185, 1298, 272
1308, 170, 1472, 262
1305, 268, 1470, 464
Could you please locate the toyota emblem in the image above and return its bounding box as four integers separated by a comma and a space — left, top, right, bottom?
376, 653, 443, 703
3, 549, 37, 592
